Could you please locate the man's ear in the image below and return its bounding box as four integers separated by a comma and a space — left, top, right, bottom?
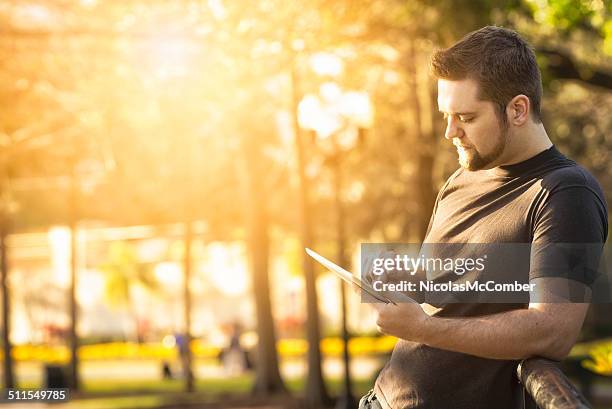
507, 95, 530, 126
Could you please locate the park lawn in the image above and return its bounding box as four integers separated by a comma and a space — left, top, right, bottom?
15, 375, 612, 409
16, 374, 374, 409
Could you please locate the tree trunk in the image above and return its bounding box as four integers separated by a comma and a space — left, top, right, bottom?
291, 57, 332, 408
68, 165, 79, 391
236, 104, 287, 395
246, 157, 287, 396
1, 215, 14, 389
332, 155, 356, 409
405, 39, 436, 241
416, 154, 436, 241
182, 220, 194, 392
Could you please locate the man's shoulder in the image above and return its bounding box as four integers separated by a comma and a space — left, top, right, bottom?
442, 167, 465, 187
434, 167, 465, 202
535, 161, 608, 240
540, 161, 604, 199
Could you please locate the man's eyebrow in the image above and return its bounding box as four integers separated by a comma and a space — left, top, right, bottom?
438, 110, 477, 115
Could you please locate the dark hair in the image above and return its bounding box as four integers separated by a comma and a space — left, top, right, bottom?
431, 26, 542, 123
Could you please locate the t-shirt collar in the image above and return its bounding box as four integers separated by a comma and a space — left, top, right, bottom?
488, 146, 559, 177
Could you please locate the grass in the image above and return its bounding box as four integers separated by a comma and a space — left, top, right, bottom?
15, 374, 375, 409
14, 376, 612, 409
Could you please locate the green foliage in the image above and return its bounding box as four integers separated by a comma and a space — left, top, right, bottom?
524, 0, 612, 53
582, 341, 612, 375
99, 241, 156, 309
604, 18, 612, 54
527, 0, 596, 29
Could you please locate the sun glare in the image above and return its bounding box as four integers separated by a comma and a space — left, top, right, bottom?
339, 91, 373, 128
154, 262, 183, 288
203, 243, 249, 296
138, 31, 200, 80
298, 86, 373, 140
48, 226, 71, 288
309, 52, 344, 77
298, 94, 343, 139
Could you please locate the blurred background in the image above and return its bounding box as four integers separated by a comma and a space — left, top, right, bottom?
0, 0, 611, 408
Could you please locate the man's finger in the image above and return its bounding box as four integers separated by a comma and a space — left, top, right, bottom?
349, 281, 361, 295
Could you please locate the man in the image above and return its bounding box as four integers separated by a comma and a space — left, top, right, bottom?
359, 26, 608, 409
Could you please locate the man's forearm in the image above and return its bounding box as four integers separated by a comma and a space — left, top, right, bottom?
419, 305, 579, 361
374, 293, 588, 361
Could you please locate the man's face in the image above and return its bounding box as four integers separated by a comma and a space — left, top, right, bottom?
437, 78, 508, 171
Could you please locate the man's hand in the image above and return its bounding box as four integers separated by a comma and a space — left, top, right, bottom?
372, 299, 431, 342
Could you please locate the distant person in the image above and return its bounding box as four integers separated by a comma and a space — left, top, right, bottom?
359, 26, 608, 409
175, 333, 193, 380
220, 322, 249, 375
162, 360, 173, 380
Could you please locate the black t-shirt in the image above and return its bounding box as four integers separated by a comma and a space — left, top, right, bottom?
374, 146, 608, 409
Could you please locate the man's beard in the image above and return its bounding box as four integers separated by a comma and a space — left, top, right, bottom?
457, 121, 508, 171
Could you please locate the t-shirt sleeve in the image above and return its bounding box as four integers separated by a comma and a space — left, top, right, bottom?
530, 186, 608, 286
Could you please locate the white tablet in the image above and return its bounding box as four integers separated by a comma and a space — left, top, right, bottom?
305, 248, 396, 305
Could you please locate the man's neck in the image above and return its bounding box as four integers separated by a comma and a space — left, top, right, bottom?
497, 122, 552, 167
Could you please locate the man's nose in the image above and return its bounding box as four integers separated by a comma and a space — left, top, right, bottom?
444, 117, 463, 140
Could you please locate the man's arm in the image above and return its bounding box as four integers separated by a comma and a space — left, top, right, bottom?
374, 181, 604, 361
421, 302, 587, 361
374, 285, 589, 361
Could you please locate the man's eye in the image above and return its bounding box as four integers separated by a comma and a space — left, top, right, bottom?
459, 117, 473, 123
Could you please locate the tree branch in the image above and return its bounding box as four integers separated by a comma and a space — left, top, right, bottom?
537, 48, 612, 90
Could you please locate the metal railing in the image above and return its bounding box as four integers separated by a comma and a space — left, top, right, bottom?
518, 358, 592, 409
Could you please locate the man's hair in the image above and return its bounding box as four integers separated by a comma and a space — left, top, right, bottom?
431, 26, 543, 123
